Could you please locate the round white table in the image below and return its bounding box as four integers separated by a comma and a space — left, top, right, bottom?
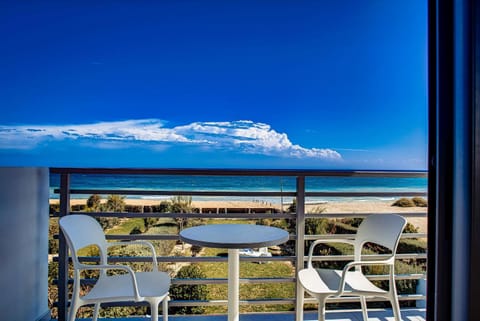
179, 224, 289, 321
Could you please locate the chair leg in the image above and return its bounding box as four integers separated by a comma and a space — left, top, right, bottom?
150, 298, 160, 321
297, 288, 305, 321
162, 296, 170, 321
67, 300, 80, 321
390, 293, 402, 321
317, 296, 328, 321
92, 303, 100, 321
360, 296, 368, 321
389, 270, 402, 321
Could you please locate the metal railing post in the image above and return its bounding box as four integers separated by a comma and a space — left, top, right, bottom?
58, 173, 70, 321
295, 176, 305, 321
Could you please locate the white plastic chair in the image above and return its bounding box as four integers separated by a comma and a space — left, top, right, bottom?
59, 214, 170, 321
298, 214, 407, 321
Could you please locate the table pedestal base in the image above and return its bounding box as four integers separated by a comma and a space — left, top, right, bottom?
179, 224, 289, 321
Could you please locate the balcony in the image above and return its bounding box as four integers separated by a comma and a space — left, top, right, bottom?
45, 168, 427, 321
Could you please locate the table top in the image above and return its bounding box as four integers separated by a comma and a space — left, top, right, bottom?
179, 224, 289, 249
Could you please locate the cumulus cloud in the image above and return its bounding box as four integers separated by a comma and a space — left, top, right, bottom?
0, 119, 342, 160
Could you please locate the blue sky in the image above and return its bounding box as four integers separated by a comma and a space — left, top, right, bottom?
0, 1, 427, 169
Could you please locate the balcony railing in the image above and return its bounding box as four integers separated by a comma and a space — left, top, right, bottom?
49, 168, 427, 321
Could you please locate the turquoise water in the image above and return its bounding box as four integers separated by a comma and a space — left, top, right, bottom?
49, 173, 427, 204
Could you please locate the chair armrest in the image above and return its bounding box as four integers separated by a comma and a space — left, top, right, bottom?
107, 240, 159, 269
77, 263, 143, 301
343, 258, 395, 271
337, 258, 394, 295
306, 238, 355, 268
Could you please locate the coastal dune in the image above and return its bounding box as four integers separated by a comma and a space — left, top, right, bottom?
51, 198, 427, 232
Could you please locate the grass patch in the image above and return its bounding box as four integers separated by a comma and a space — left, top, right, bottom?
106, 218, 145, 235
204, 218, 256, 225
198, 246, 295, 313
147, 219, 178, 235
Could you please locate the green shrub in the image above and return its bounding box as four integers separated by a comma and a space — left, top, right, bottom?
412, 197, 428, 207
392, 197, 428, 207
87, 194, 102, 210
259, 218, 290, 230
129, 226, 143, 234
403, 222, 419, 233
49, 203, 59, 215
392, 198, 415, 207
305, 218, 331, 235
340, 217, 363, 228
106, 195, 126, 212
397, 238, 427, 254
190, 245, 203, 256
170, 264, 209, 314
125, 204, 143, 213
143, 217, 158, 231
71, 204, 86, 211
331, 222, 358, 234
48, 218, 59, 254
158, 201, 171, 212
97, 217, 120, 229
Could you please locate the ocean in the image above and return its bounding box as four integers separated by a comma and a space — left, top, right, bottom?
49, 173, 428, 205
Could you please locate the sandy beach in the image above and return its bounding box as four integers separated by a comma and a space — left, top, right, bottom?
51, 198, 427, 232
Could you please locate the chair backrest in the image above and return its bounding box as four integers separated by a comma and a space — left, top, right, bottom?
354, 214, 407, 261
59, 214, 108, 265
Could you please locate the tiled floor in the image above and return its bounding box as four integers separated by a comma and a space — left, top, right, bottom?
75, 308, 426, 321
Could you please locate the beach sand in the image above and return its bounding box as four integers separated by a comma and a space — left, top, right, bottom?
50, 199, 427, 232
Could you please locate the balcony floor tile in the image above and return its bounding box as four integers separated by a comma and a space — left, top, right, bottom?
70, 308, 425, 321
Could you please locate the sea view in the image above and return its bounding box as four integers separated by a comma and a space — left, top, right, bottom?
49, 173, 428, 204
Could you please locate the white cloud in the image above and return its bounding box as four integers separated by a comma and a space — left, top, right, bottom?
0, 119, 342, 160
175, 120, 341, 160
